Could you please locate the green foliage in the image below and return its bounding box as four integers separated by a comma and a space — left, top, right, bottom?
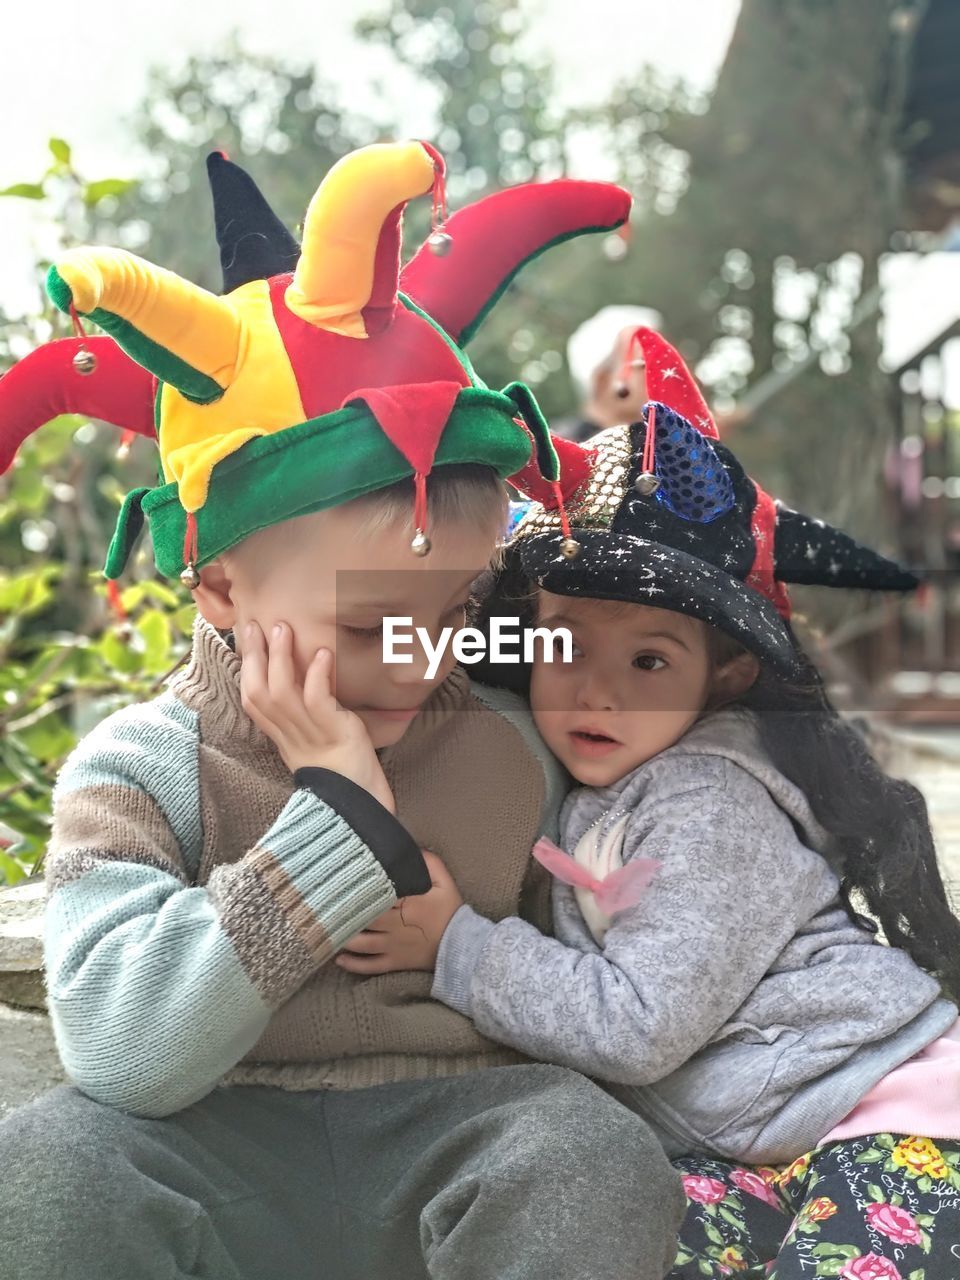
0, 571, 193, 882
48, 139, 71, 166
0, 152, 186, 885
83, 178, 139, 206
0, 136, 140, 221
0, 183, 46, 200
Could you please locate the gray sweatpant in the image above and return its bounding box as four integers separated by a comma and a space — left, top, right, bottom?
0, 1063, 683, 1280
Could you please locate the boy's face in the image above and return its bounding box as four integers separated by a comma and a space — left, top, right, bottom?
198, 499, 500, 748
530, 593, 718, 787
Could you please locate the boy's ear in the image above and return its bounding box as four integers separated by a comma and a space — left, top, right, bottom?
712, 649, 760, 704
191, 559, 237, 629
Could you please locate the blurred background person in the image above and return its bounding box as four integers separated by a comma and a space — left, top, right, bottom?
556, 304, 664, 440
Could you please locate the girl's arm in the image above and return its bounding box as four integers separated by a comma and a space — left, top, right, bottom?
45, 699, 425, 1118
432, 766, 835, 1085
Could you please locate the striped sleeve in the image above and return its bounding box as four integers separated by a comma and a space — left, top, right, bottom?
44, 696, 398, 1117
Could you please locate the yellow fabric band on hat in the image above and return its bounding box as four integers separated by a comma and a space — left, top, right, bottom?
159, 280, 305, 512
285, 141, 435, 336
56, 247, 241, 385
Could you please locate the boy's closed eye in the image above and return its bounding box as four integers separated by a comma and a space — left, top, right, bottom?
339, 598, 471, 643
341, 621, 386, 640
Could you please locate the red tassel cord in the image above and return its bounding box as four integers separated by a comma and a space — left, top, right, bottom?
183, 511, 199, 570
68, 302, 98, 375
409, 472, 432, 555
642, 402, 657, 475
550, 480, 573, 541
105, 578, 128, 623
414, 471, 429, 535
419, 141, 452, 254
68, 303, 85, 341
431, 161, 448, 236
116, 429, 137, 459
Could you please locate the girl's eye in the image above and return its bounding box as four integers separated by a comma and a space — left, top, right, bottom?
552, 636, 582, 658
633, 654, 666, 672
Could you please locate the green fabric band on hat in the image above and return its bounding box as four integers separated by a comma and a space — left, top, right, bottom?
104, 486, 150, 580
105, 386, 534, 579
502, 381, 560, 482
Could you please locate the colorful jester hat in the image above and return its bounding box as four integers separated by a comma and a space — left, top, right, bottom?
0, 141, 631, 588
511, 327, 918, 678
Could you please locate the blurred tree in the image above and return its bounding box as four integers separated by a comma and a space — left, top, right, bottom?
109, 39, 376, 291
579, 0, 926, 553
357, 0, 566, 195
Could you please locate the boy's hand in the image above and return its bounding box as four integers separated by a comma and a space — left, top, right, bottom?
239, 620, 395, 813
335, 851, 463, 974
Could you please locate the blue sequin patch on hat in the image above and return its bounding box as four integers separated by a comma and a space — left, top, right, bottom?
644, 401, 735, 523
507, 499, 533, 535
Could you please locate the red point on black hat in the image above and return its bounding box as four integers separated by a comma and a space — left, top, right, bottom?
620, 326, 719, 439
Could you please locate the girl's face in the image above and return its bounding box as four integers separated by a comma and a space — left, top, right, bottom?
530, 592, 752, 788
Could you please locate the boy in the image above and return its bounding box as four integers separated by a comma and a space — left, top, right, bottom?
0, 142, 683, 1279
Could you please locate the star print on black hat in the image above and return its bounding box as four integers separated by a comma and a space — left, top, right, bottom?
510, 326, 918, 678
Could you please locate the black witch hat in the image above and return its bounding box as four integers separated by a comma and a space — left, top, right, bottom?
510, 327, 918, 678
206, 150, 301, 292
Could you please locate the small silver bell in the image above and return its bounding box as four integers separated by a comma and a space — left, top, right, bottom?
180, 563, 201, 589
72, 348, 97, 376
634, 472, 660, 496
559, 537, 582, 560
427, 230, 453, 257
411, 530, 432, 557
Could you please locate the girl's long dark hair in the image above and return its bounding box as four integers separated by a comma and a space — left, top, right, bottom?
740, 639, 960, 1002
472, 549, 960, 1001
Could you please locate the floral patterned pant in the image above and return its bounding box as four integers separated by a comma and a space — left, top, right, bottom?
670, 1134, 960, 1278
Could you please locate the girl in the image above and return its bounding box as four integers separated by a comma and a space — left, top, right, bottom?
340, 330, 960, 1277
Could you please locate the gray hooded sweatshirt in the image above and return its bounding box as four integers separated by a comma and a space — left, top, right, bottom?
433, 707, 956, 1164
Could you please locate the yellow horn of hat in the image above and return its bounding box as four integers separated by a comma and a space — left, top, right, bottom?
49, 247, 241, 397
284, 140, 437, 337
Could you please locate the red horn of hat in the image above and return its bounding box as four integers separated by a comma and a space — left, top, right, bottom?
0, 337, 155, 474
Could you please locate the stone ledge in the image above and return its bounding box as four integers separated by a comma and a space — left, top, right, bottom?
0, 1003, 65, 1117
0, 877, 46, 1009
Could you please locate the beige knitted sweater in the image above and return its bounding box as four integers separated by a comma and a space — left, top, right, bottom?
43, 617, 565, 1115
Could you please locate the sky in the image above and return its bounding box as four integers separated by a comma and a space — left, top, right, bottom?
0, 0, 742, 313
